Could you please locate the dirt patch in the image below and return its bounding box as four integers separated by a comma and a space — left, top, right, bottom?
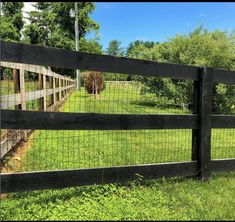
0, 131, 35, 173
0, 132, 35, 200
0, 129, 17, 141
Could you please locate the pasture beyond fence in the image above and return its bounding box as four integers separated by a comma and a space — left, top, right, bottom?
0, 41, 235, 193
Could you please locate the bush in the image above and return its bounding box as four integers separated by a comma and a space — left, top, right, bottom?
103, 72, 130, 81
1, 68, 12, 80
137, 92, 171, 107
140, 77, 193, 110
84, 71, 105, 94
212, 84, 235, 114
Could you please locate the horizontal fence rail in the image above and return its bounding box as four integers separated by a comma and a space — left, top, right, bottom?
1, 61, 73, 81
209, 159, 235, 172
1, 41, 235, 84
1, 110, 235, 130
1, 161, 198, 193
2, 159, 234, 193
1, 85, 75, 109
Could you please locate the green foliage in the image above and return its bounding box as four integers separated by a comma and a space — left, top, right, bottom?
103, 73, 129, 81
0, 2, 25, 80
0, 2, 24, 41
106, 40, 125, 56
0, 17, 20, 41
80, 38, 102, 54
128, 26, 235, 113
140, 78, 193, 110
23, 2, 101, 78
24, 2, 98, 49
1, 68, 12, 80
126, 40, 156, 57
213, 84, 235, 114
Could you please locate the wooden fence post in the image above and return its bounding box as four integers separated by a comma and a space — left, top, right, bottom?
19, 64, 27, 141
13, 66, 27, 141
52, 76, 56, 105
38, 73, 42, 110
59, 78, 62, 101
66, 80, 68, 95
13, 68, 21, 110
19, 65, 26, 110
61, 78, 64, 98
49, 76, 53, 107
64, 79, 66, 97
198, 67, 213, 180
56, 78, 59, 101
39, 73, 46, 111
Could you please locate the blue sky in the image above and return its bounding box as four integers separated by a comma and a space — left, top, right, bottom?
86, 2, 235, 50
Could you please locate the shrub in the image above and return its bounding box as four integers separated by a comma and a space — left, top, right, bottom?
84, 71, 105, 94
212, 84, 235, 114
1, 68, 12, 80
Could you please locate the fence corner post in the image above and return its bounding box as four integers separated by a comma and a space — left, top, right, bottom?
198, 67, 213, 180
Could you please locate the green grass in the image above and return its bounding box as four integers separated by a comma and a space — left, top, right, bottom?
1, 172, 235, 220
61, 82, 190, 114
13, 82, 233, 172
1, 82, 235, 220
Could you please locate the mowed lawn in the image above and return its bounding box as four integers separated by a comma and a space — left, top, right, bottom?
1, 82, 235, 220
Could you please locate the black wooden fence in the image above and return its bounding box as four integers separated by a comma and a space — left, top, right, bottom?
1, 41, 235, 193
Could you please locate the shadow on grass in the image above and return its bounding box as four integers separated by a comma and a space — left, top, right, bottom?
130, 100, 190, 113
4, 171, 234, 207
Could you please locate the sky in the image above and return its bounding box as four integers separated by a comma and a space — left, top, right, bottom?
23, 2, 235, 50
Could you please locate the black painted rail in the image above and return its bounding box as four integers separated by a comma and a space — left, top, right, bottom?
1, 110, 235, 130
1, 41, 235, 84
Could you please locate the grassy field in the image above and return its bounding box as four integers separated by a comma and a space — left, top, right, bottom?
1, 82, 235, 220
9, 82, 233, 172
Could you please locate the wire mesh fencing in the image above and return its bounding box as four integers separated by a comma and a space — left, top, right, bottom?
211, 83, 235, 160
1, 68, 195, 173
1, 66, 234, 173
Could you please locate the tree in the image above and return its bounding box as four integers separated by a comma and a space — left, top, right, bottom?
0, 2, 24, 80
126, 40, 155, 57
106, 40, 124, 56
24, 2, 99, 49
0, 2, 24, 41
24, 2, 100, 78
131, 26, 235, 113
80, 38, 102, 54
